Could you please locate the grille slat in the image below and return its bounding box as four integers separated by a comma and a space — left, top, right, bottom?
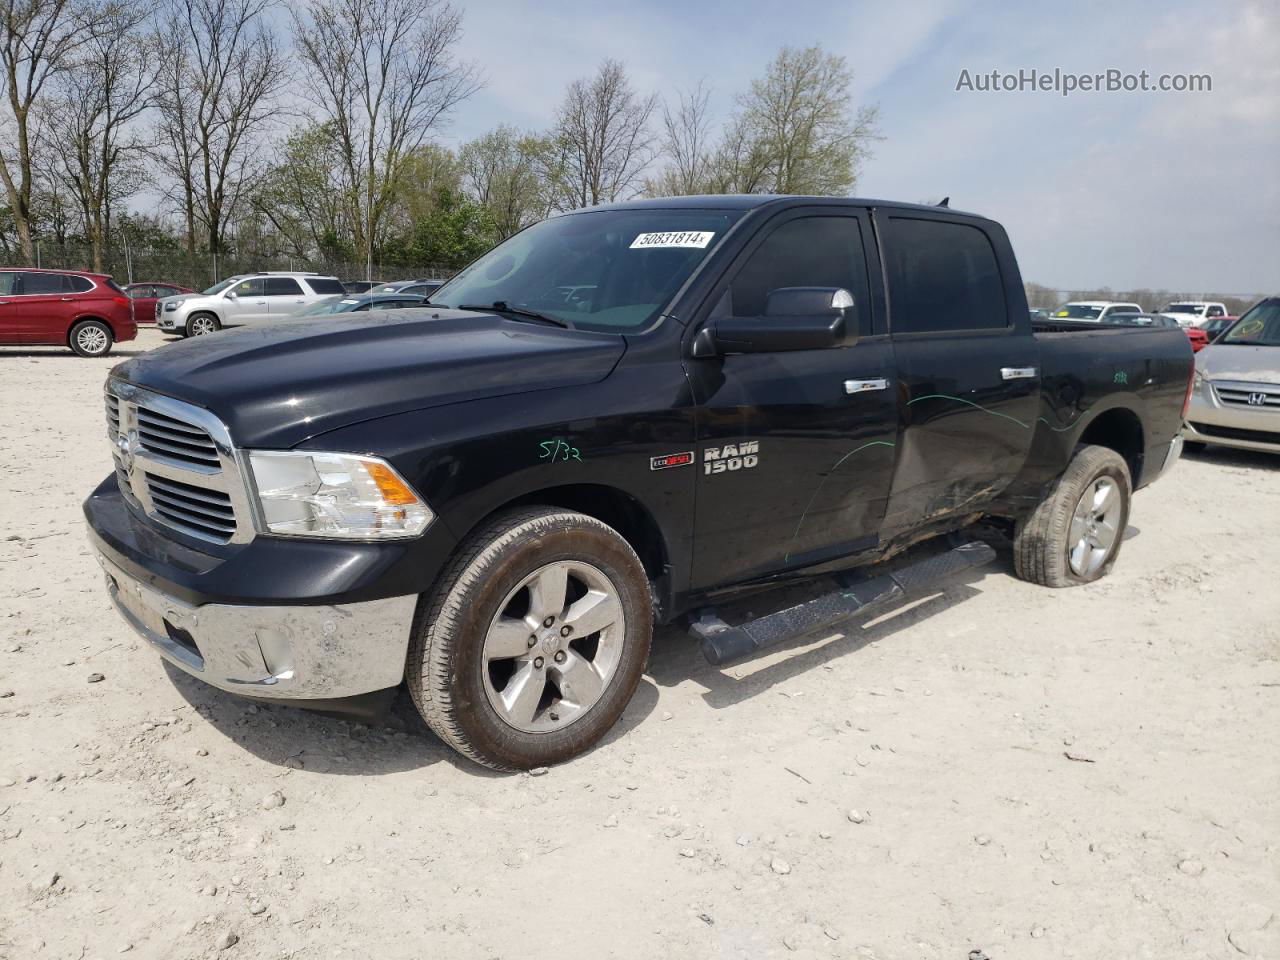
144, 473, 236, 535
136, 409, 211, 438
135, 432, 221, 467
1214, 383, 1280, 408
152, 504, 236, 539
147, 488, 237, 526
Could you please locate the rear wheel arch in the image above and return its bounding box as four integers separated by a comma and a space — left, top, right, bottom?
1076, 406, 1145, 483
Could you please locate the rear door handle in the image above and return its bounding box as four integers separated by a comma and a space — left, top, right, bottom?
845, 378, 889, 394
1001, 367, 1038, 380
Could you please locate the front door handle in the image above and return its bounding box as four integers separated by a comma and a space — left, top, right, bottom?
1001, 367, 1038, 380
845, 378, 889, 394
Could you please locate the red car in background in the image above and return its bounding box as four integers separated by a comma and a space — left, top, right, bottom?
123, 282, 193, 324
0, 268, 136, 356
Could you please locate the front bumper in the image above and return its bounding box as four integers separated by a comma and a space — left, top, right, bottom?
1183, 379, 1280, 454
97, 549, 417, 699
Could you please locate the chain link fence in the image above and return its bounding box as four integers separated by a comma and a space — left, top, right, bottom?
27, 242, 456, 291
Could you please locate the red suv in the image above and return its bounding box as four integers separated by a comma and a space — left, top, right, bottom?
0, 268, 136, 356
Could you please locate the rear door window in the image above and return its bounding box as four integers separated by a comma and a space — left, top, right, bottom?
883, 217, 1008, 334
19, 272, 67, 295
264, 277, 304, 296
0, 271, 15, 295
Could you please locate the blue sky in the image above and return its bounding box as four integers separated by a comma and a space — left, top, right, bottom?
441, 0, 1277, 294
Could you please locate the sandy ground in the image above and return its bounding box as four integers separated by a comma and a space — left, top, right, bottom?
1, 327, 1278, 960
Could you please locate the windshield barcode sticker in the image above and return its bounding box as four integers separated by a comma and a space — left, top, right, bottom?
630, 231, 715, 249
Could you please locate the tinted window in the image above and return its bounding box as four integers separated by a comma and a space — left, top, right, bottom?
264, 277, 303, 296
730, 216, 872, 334
1207, 306, 1224, 317
66, 275, 94, 293
305, 278, 346, 295
0, 271, 15, 295
20, 272, 68, 295
231, 278, 265, 296
884, 218, 1007, 334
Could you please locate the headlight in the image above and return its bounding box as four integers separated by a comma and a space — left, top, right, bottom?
164, 302, 178, 311
247, 451, 433, 539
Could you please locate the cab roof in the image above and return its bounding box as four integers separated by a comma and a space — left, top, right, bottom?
577, 194, 988, 220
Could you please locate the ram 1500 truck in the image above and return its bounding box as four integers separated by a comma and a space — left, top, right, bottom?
85, 196, 1193, 770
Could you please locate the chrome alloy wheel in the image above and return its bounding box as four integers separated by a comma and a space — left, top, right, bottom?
189, 315, 218, 335
1068, 476, 1122, 576
76, 325, 109, 354
482, 560, 626, 734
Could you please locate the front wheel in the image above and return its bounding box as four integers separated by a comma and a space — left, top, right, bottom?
407, 507, 652, 770
1013, 444, 1132, 587
185, 313, 221, 337
69, 320, 114, 357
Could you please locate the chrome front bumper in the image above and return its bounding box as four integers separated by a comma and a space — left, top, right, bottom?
1183, 378, 1280, 454
97, 553, 417, 699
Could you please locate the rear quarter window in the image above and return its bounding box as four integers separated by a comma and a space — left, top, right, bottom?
884, 217, 1008, 334
66, 275, 95, 293
305, 278, 346, 295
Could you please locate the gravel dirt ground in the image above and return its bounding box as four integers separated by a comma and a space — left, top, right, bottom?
2, 328, 1278, 960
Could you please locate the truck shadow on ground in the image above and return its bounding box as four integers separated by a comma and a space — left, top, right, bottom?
646, 559, 1000, 711
162, 659, 661, 778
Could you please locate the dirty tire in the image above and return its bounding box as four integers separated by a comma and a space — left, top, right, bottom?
185, 313, 221, 337
407, 507, 653, 771
1013, 444, 1132, 587
68, 319, 113, 357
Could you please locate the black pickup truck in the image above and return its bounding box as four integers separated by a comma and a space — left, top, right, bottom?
85, 196, 1193, 769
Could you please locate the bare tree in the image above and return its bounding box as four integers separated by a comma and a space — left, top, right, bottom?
460, 125, 554, 239
292, 0, 480, 279
714, 45, 880, 195
45, 3, 160, 270
645, 80, 715, 197
155, 0, 285, 258
552, 59, 657, 209
0, 0, 115, 262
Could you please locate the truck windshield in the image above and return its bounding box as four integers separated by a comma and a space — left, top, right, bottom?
431, 208, 743, 333
1053, 304, 1103, 319
1221, 302, 1280, 346
1163, 304, 1199, 314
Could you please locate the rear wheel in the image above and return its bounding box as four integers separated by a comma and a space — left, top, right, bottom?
1013, 444, 1132, 587
185, 313, 221, 336
68, 320, 113, 357
407, 507, 652, 770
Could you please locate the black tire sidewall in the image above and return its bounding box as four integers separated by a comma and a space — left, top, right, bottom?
69, 320, 113, 357
427, 517, 651, 768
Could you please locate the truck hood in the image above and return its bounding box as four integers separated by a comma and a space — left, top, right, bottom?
112, 309, 626, 447
1196, 344, 1280, 385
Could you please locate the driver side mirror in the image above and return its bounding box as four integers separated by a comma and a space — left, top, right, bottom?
695, 287, 858, 356
226, 290, 238, 300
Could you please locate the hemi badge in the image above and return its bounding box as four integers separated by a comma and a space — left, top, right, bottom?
650, 451, 694, 470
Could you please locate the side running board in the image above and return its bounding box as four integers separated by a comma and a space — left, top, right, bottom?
690, 540, 996, 666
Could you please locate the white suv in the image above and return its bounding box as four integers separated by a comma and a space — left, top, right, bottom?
1159, 301, 1229, 328
156, 272, 347, 337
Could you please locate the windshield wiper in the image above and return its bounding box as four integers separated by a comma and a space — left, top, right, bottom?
457, 301, 570, 329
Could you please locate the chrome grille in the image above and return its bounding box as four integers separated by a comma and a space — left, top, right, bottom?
136, 407, 220, 469
104, 380, 255, 545
145, 473, 237, 540
1215, 381, 1280, 408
